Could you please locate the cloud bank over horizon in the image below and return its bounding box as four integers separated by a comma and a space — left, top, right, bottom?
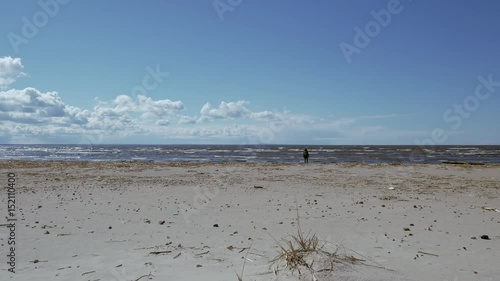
0, 56, 437, 145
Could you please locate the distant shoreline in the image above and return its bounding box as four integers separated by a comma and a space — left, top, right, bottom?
1, 144, 499, 164
2, 160, 499, 169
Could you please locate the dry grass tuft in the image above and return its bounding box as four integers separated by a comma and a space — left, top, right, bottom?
270, 202, 362, 279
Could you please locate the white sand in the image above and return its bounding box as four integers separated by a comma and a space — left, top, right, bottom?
0, 161, 499, 281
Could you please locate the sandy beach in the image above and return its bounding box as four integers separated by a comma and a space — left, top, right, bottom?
1, 161, 499, 281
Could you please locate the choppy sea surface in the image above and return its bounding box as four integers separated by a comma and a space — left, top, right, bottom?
0, 145, 499, 164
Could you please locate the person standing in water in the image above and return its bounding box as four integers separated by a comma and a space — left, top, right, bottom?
303, 148, 309, 164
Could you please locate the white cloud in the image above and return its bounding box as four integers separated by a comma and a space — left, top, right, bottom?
102, 94, 184, 118
0, 85, 412, 144
178, 115, 197, 124
0, 87, 189, 142
88, 94, 185, 130
156, 119, 170, 126
198, 100, 290, 124
0, 88, 415, 144
136, 95, 184, 117
249, 110, 281, 121
0, 57, 26, 88
0, 87, 86, 125
113, 95, 135, 113
0, 57, 419, 144
199, 100, 250, 121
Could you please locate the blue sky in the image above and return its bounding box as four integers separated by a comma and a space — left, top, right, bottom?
0, 0, 499, 145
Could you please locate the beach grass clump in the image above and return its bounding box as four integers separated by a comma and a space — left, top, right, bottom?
272, 230, 321, 273
270, 204, 361, 279
271, 230, 361, 279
